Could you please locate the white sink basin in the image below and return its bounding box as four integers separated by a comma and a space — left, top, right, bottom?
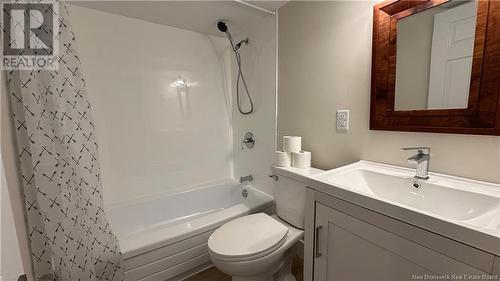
307, 161, 500, 254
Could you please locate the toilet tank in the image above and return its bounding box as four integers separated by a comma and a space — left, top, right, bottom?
274, 174, 306, 229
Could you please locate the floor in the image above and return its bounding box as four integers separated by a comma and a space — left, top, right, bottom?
185, 257, 304, 281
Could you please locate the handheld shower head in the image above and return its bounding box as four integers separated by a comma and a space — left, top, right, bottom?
217, 21, 228, 32
216, 20, 254, 115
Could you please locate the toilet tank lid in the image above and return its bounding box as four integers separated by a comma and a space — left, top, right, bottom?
208, 213, 288, 258
272, 166, 324, 183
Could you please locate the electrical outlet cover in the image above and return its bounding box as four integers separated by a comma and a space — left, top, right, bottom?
336, 110, 350, 130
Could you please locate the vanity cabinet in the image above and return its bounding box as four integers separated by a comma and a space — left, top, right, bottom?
305, 189, 498, 281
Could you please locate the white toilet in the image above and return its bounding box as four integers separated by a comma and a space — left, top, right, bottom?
208, 168, 308, 281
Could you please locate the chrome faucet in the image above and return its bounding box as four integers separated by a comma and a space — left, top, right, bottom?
402, 147, 431, 179
239, 175, 253, 183
241, 132, 255, 150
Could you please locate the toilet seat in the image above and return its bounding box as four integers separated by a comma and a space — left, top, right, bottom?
208, 213, 289, 262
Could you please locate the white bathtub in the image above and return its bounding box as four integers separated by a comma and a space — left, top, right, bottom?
106, 180, 274, 281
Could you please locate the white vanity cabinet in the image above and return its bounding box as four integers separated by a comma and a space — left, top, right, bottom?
305, 189, 499, 281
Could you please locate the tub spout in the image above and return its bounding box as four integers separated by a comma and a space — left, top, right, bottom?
239, 175, 253, 183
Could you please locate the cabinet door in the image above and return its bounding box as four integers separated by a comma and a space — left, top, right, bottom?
313, 203, 483, 281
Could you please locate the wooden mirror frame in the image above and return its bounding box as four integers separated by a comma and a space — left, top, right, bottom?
370, 0, 500, 135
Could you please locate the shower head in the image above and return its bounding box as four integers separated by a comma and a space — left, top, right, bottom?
217, 21, 228, 32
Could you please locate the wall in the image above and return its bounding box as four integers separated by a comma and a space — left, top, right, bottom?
1, 154, 25, 280
69, 5, 233, 206
1, 73, 33, 279
231, 15, 277, 196
278, 1, 500, 184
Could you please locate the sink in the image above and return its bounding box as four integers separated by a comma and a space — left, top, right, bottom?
322, 168, 499, 226
307, 161, 500, 254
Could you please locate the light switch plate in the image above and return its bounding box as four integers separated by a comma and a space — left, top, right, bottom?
336, 110, 350, 130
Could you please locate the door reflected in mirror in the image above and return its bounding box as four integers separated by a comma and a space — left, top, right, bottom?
394, 1, 478, 111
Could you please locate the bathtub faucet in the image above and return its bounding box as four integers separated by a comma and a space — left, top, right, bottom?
239, 175, 253, 184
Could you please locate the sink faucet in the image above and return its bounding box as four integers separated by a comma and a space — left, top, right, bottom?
402, 147, 431, 179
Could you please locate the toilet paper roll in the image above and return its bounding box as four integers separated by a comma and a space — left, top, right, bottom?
274, 151, 291, 167
291, 151, 312, 169
283, 136, 302, 153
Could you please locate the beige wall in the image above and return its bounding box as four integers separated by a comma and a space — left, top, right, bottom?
278, 1, 500, 183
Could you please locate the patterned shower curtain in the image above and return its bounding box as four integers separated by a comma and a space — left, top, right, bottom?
6, 3, 124, 281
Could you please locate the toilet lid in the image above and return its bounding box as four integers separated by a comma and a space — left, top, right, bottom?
208, 213, 289, 260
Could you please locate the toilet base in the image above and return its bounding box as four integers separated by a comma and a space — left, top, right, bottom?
231, 275, 296, 281
230, 245, 298, 281
275, 245, 297, 281
231, 274, 275, 281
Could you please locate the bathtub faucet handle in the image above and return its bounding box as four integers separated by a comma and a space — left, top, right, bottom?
241, 132, 255, 150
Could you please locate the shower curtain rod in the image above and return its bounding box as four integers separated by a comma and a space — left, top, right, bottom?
234, 0, 276, 15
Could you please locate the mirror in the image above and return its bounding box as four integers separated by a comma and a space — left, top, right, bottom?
371, 0, 500, 135
394, 1, 477, 111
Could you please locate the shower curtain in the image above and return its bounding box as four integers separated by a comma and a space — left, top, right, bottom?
6, 3, 123, 281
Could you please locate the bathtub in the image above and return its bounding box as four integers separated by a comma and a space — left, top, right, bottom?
106, 180, 274, 281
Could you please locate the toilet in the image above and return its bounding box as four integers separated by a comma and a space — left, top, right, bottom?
208, 168, 308, 281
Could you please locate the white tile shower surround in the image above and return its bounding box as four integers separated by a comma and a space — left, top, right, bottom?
231, 14, 277, 197
69, 5, 234, 205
